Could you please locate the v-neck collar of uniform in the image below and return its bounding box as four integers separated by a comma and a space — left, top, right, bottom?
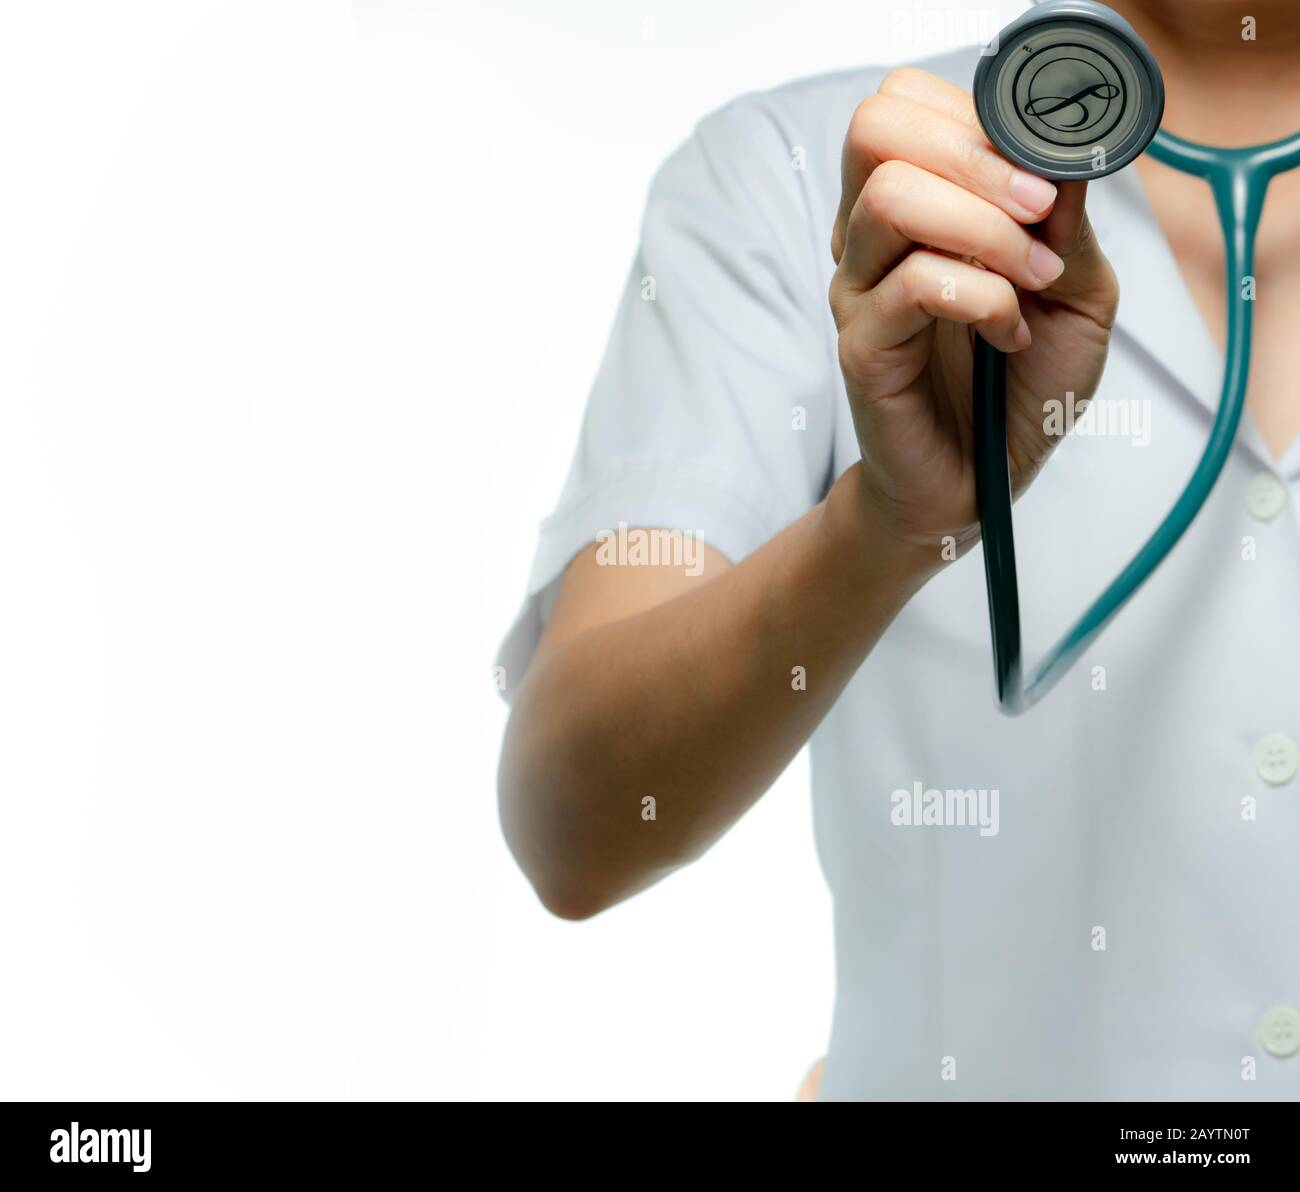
1085, 162, 1278, 473
1273, 435, 1300, 482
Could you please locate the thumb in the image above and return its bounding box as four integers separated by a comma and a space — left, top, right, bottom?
1033, 180, 1119, 328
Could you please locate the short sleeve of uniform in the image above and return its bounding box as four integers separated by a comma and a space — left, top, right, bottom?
497, 96, 837, 695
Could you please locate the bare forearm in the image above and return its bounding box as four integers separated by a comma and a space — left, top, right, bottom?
498, 463, 938, 918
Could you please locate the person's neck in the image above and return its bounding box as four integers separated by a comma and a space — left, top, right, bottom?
1111, 1, 1300, 145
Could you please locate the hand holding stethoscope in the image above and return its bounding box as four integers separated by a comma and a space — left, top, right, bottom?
828, 28, 1122, 630
829, 1, 1300, 715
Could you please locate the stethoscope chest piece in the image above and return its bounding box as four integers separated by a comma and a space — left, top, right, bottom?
973, 0, 1164, 181
970, 2, 1300, 714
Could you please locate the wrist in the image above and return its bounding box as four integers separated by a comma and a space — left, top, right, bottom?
819, 462, 951, 593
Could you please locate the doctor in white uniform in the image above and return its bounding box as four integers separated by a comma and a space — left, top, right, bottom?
496, 0, 1300, 1100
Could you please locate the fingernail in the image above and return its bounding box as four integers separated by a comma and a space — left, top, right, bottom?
1013, 317, 1032, 350
1009, 170, 1057, 216
1028, 239, 1065, 285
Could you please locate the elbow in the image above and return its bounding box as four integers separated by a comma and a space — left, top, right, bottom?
497, 703, 637, 922
515, 837, 664, 921
533, 877, 608, 922
498, 769, 614, 923
507, 831, 616, 922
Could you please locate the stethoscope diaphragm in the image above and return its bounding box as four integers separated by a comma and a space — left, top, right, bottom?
973, 0, 1164, 181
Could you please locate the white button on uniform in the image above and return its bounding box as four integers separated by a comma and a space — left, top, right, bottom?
1247, 471, 1287, 520
1258, 1006, 1300, 1058
1253, 734, 1299, 784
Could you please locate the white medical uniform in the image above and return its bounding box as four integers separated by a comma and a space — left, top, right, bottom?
497, 47, 1300, 1100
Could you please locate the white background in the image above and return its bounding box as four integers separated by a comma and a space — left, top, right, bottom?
0, 0, 1020, 1100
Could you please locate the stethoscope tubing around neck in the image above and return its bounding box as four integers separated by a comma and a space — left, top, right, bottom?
976, 127, 1300, 713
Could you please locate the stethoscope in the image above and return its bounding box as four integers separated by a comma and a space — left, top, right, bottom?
969, 0, 1300, 713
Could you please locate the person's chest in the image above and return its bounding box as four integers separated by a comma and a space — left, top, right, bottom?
1136, 156, 1300, 462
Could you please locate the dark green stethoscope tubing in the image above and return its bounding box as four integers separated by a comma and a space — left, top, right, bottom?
975, 127, 1300, 714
